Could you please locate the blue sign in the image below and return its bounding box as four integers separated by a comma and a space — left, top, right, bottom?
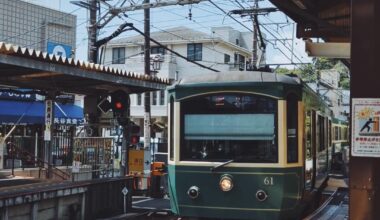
47, 42, 72, 58
0, 90, 36, 101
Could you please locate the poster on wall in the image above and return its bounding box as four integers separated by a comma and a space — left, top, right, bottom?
352, 98, 380, 157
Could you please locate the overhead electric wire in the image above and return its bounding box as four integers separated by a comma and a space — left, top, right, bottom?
208, 0, 253, 32
124, 23, 220, 72
126, 16, 250, 59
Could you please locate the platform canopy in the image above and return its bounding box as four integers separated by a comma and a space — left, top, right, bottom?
269, 0, 350, 42
0, 42, 170, 96
269, 0, 351, 61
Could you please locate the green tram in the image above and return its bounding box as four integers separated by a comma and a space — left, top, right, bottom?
167, 71, 336, 220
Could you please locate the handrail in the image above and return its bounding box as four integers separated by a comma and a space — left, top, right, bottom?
9, 144, 71, 180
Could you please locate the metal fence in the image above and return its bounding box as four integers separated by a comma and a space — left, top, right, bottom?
72, 137, 115, 179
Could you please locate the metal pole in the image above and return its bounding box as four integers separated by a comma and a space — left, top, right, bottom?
123, 194, 127, 214
144, 0, 151, 151
11, 142, 14, 176
350, 0, 380, 219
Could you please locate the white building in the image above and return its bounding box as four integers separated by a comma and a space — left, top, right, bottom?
101, 26, 254, 132
309, 69, 350, 120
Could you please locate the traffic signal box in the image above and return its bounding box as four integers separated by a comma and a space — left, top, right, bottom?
130, 123, 140, 145
111, 90, 129, 117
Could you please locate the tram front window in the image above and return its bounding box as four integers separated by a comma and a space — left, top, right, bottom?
180, 94, 278, 163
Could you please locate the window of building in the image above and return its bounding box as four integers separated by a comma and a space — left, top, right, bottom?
112, 47, 125, 64
187, 43, 202, 61
234, 53, 245, 70
151, 46, 166, 55
224, 54, 230, 64
137, 94, 142, 106
152, 91, 157, 105
160, 90, 165, 105
236, 39, 239, 46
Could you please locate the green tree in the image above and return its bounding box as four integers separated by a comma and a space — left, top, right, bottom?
274, 67, 292, 75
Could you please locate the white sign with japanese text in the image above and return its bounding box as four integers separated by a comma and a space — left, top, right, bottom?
352, 98, 380, 157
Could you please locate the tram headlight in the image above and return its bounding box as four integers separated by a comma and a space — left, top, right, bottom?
256, 190, 268, 202
187, 186, 200, 199
219, 175, 234, 192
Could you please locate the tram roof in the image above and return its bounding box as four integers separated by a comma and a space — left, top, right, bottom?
174, 71, 301, 87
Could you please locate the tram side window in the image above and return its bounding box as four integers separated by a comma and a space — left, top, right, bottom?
334, 127, 339, 141
287, 94, 298, 163
343, 127, 348, 140
319, 116, 325, 152
329, 120, 332, 146
305, 111, 313, 184
169, 96, 174, 161
305, 111, 312, 160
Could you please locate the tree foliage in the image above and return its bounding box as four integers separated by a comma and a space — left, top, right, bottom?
275, 58, 350, 88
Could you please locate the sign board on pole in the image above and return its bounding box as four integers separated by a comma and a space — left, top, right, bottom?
352, 98, 380, 157
122, 187, 129, 196
44, 100, 53, 141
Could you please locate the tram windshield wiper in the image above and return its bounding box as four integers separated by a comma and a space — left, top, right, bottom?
210, 159, 234, 172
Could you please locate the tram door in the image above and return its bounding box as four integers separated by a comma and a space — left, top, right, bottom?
305, 110, 316, 189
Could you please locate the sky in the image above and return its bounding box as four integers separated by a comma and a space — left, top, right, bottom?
22, 0, 311, 69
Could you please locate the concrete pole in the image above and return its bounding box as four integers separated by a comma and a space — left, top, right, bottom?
144, 0, 151, 151
44, 98, 55, 179
88, 0, 98, 63
252, 0, 258, 66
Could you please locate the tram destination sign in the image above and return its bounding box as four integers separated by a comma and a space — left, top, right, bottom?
352, 98, 380, 157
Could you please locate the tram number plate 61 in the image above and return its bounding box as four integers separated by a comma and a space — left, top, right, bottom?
264, 177, 274, 186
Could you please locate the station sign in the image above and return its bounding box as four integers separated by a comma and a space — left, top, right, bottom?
47, 42, 72, 58
352, 98, 380, 157
0, 90, 36, 101
44, 100, 53, 141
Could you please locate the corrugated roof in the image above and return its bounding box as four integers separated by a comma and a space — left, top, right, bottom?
0, 42, 170, 85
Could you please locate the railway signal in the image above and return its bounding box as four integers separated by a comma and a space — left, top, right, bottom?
111, 90, 129, 117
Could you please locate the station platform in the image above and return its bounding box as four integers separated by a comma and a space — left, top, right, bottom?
305, 176, 349, 220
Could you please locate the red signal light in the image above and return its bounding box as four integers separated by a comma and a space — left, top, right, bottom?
115, 102, 123, 109
131, 135, 139, 145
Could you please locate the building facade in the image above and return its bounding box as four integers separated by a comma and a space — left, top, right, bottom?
0, 0, 80, 170
101, 26, 253, 138
0, 0, 76, 57
308, 69, 350, 121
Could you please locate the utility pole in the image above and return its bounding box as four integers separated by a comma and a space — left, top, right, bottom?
144, 0, 151, 151
229, 6, 277, 69
252, 0, 259, 65
88, 0, 98, 63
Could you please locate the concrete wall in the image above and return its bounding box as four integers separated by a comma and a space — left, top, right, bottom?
1, 190, 85, 220
0, 178, 133, 220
